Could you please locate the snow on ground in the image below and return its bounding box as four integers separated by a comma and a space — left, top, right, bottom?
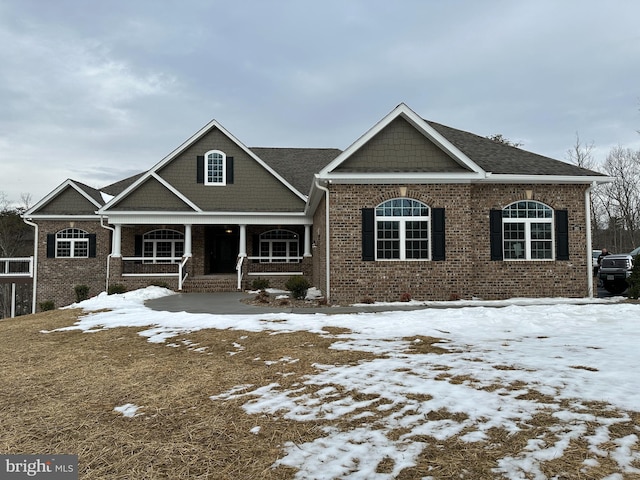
51, 287, 640, 479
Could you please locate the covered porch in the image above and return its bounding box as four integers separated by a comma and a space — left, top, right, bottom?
106, 220, 314, 292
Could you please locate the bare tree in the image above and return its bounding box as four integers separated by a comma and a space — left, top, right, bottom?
566, 132, 596, 170
564, 134, 610, 249
599, 147, 640, 251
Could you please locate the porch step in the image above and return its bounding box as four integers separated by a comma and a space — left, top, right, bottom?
181, 275, 240, 293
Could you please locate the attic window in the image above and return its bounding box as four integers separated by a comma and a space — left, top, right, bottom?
205, 150, 226, 185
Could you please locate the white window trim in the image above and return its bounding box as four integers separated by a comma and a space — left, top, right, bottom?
143, 229, 185, 264
375, 198, 431, 261
204, 149, 226, 186
502, 202, 555, 261
56, 228, 89, 258
259, 229, 300, 263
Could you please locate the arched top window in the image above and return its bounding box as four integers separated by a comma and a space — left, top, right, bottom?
375, 198, 431, 260
54, 228, 92, 258
259, 229, 299, 263
376, 198, 430, 218
143, 229, 184, 263
143, 229, 184, 240
205, 149, 226, 185
502, 201, 554, 260
502, 201, 553, 219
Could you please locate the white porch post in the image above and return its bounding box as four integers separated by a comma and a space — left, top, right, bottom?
10, 283, 16, 318
184, 224, 192, 257
304, 224, 312, 257
112, 224, 122, 257
239, 224, 247, 257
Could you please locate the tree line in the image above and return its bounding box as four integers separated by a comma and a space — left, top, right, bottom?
565, 135, 640, 253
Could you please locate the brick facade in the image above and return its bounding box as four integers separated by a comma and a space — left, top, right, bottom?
325, 183, 589, 304
35, 220, 110, 310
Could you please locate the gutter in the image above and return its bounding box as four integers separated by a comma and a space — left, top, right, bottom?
21, 217, 38, 314
100, 216, 114, 294
585, 181, 597, 298
314, 179, 331, 303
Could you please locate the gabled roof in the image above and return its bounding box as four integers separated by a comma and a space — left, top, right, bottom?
320, 103, 485, 178
24, 179, 104, 218
100, 119, 308, 213
317, 102, 609, 185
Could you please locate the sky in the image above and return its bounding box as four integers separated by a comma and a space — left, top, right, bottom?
53, 286, 640, 479
2, 0, 640, 206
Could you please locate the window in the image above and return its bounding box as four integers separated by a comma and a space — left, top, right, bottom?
375, 198, 430, 260
259, 229, 300, 263
502, 201, 553, 260
55, 228, 91, 258
143, 230, 184, 263
205, 150, 226, 185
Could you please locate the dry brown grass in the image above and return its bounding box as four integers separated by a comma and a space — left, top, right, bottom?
1, 309, 639, 479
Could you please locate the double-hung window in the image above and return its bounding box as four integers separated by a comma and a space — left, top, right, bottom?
143, 229, 184, 263
375, 198, 430, 260
259, 229, 300, 263
502, 201, 553, 260
205, 150, 226, 185
55, 228, 90, 258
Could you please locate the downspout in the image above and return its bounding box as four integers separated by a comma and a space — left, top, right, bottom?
100, 216, 114, 294
22, 217, 38, 314
315, 179, 331, 303
585, 181, 596, 298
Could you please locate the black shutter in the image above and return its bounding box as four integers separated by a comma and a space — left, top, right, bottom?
362, 208, 375, 261
431, 208, 445, 261
88, 234, 97, 258
226, 156, 234, 184
47, 234, 55, 258
134, 235, 143, 257
196, 155, 204, 184
555, 210, 569, 260
490, 210, 503, 261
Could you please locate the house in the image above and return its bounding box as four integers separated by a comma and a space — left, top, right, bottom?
23, 103, 610, 309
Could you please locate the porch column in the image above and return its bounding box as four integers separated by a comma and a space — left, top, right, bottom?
112, 224, 122, 257
304, 224, 312, 257
184, 224, 192, 257
239, 224, 247, 257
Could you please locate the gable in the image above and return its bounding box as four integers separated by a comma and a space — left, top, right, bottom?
109, 176, 195, 211
32, 185, 99, 215
155, 127, 306, 212
335, 117, 470, 173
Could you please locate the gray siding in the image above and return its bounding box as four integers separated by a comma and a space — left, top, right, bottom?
111, 177, 195, 211
33, 187, 97, 215
157, 128, 306, 212
336, 117, 470, 173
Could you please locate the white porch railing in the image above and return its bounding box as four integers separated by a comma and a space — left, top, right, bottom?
0, 257, 33, 319
179, 257, 189, 290
120, 256, 190, 290
0, 257, 33, 277
236, 256, 244, 290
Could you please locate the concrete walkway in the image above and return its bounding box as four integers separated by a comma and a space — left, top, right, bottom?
145, 291, 433, 315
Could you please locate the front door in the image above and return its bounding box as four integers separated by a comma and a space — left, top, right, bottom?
205, 226, 239, 274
